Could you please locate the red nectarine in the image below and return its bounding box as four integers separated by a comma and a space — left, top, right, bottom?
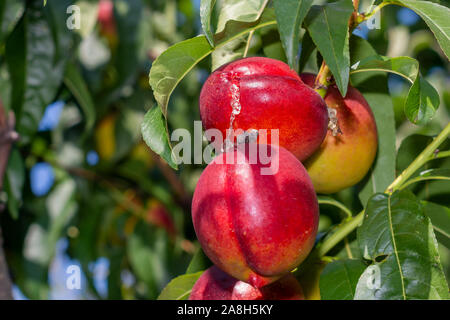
199, 57, 329, 161
191, 144, 319, 287
189, 266, 304, 300
301, 73, 378, 194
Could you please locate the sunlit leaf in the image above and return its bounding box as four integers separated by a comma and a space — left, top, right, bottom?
185, 248, 212, 274
149, 9, 276, 116
355, 191, 449, 299
319, 259, 366, 300
157, 271, 203, 300
200, 0, 217, 46
211, 0, 266, 70
141, 106, 178, 169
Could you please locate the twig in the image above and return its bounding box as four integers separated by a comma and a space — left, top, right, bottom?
150, 151, 191, 209
46, 158, 195, 254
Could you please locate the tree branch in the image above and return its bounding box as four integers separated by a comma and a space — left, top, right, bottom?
0, 102, 18, 300
316, 121, 450, 259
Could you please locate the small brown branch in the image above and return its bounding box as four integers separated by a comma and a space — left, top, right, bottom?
47, 158, 195, 254
0, 101, 18, 300
150, 151, 191, 209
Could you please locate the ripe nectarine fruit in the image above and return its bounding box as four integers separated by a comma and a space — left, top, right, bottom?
192, 143, 319, 288
189, 266, 304, 300
300, 73, 378, 194
199, 57, 329, 161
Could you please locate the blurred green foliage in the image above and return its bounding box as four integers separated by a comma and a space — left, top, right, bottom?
0, 0, 448, 299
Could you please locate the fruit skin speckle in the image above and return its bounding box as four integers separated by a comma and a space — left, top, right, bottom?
191, 144, 319, 288
199, 57, 329, 161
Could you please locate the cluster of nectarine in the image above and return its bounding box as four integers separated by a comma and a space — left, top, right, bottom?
190, 57, 378, 300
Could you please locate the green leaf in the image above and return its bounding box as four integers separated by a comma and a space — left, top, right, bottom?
336, 239, 363, 260
115, 0, 143, 86
214, 10, 275, 44
319, 259, 366, 300
355, 191, 449, 299
150, 36, 212, 117
350, 55, 439, 125
14, 178, 78, 299
63, 62, 96, 140
200, 0, 217, 46
4, 148, 24, 219
211, 0, 266, 71
390, 0, 450, 60
186, 248, 212, 274
304, 0, 354, 96
44, 0, 73, 59
149, 9, 276, 116
5, 1, 71, 143
358, 89, 396, 205
350, 37, 396, 206
0, 0, 24, 45
141, 106, 178, 170
422, 201, 450, 249
273, 0, 313, 72
298, 31, 316, 73
260, 25, 287, 62
157, 271, 203, 300
127, 223, 171, 298
404, 75, 440, 125
106, 251, 124, 299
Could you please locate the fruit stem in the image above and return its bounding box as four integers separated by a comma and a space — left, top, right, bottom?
313, 63, 332, 99
312, 0, 393, 98
314, 121, 450, 258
